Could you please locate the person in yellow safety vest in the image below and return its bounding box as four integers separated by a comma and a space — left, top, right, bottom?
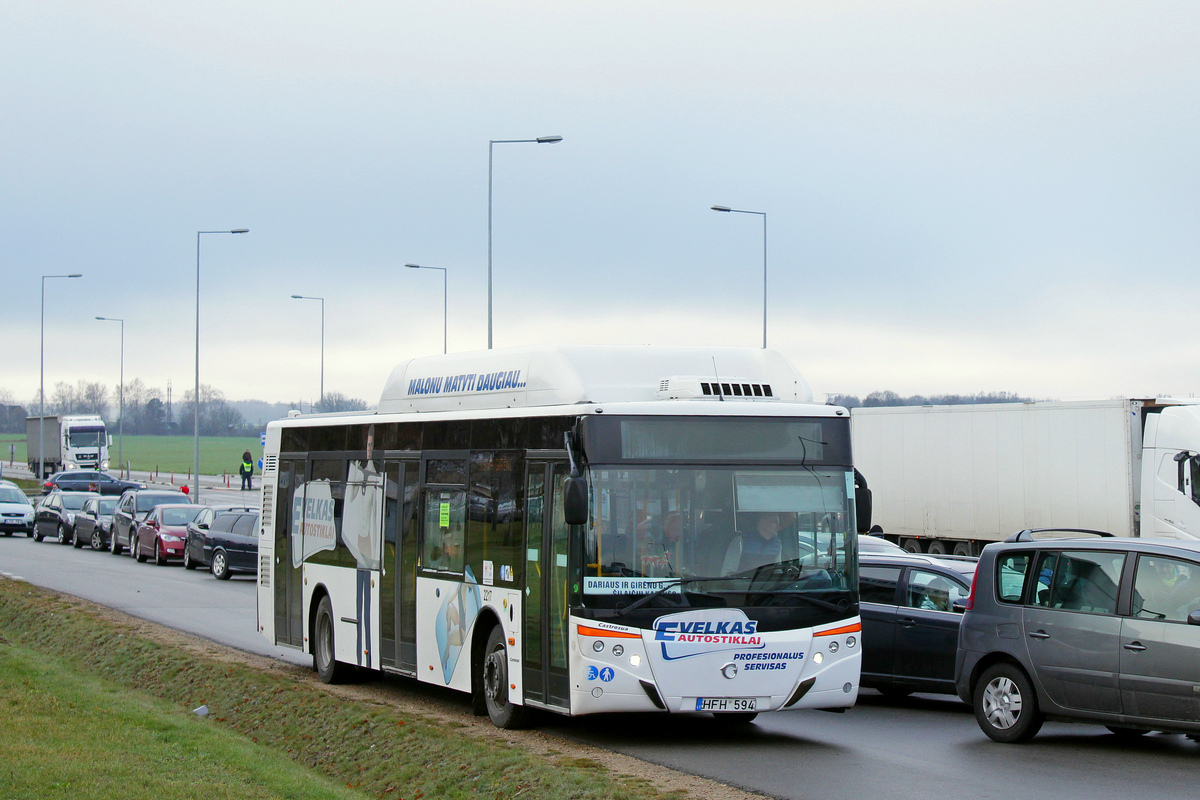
239, 450, 254, 491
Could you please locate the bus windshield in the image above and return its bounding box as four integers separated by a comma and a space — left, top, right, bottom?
583, 465, 857, 613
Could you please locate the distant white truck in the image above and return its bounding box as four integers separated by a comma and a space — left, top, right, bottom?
26, 414, 111, 478
850, 399, 1200, 555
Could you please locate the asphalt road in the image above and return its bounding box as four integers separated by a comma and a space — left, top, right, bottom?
3, 531, 1199, 800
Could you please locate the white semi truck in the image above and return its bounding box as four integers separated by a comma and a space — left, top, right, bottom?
850, 399, 1200, 556
26, 414, 111, 477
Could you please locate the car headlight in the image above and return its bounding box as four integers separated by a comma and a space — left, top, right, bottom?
161, 534, 182, 543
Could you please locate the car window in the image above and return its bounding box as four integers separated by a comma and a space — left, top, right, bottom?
212, 512, 241, 532
98, 498, 118, 514
137, 494, 186, 512
859, 565, 901, 604
61, 494, 92, 511
1035, 550, 1124, 614
0, 487, 28, 504
997, 551, 1033, 604
45, 495, 61, 510
232, 514, 258, 536
906, 569, 969, 612
1132, 555, 1200, 623
194, 508, 213, 527
162, 507, 203, 526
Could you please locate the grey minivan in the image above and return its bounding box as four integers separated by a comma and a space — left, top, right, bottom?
956, 530, 1200, 742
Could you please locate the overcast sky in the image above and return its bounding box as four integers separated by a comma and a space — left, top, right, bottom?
4, 1, 1199, 409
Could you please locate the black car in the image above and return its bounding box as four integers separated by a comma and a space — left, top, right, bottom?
42, 470, 142, 495
184, 508, 260, 579
859, 552, 977, 697
34, 490, 100, 544
73, 495, 120, 549
110, 488, 192, 555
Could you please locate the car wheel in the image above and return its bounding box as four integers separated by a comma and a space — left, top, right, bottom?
1106, 726, 1150, 738
91, 530, 102, 550
183, 547, 196, 570
974, 663, 1044, 743
72, 527, 83, 548
211, 550, 230, 580
155, 545, 166, 566
134, 538, 147, 562
57, 523, 71, 546
313, 596, 348, 684
482, 625, 529, 729
110, 527, 122, 555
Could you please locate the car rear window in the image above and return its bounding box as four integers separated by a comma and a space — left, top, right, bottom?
996, 551, 1033, 603
61, 494, 93, 511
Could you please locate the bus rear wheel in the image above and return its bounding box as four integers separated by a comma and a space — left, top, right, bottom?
482, 626, 529, 729
314, 595, 348, 684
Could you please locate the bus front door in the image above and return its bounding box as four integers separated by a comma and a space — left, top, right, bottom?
523, 461, 571, 711
273, 459, 305, 647
380, 459, 419, 674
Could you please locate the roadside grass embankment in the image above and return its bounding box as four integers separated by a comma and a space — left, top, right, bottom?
1, 433, 262, 476
0, 581, 688, 800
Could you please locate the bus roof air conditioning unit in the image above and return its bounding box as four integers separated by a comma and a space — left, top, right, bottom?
655, 376, 776, 401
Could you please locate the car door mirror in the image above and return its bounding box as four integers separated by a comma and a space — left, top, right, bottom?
198, 522, 209, 530
1188, 610, 1200, 626
952, 599, 968, 613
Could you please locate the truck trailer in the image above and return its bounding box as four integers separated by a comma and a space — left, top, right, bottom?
849, 399, 1200, 555
26, 414, 111, 478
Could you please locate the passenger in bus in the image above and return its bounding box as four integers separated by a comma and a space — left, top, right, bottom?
640, 512, 683, 577
721, 512, 783, 575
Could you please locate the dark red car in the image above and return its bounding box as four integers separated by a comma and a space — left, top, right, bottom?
134, 504, 203, 565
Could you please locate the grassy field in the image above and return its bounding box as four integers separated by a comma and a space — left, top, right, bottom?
0, 433, 261, 476
0, 581, 688, 800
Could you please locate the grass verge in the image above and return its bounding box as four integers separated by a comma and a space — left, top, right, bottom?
0, 581, 687, 800
0, 641, 369, 800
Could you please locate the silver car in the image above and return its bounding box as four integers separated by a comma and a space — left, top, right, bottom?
956, 530, 1200, 742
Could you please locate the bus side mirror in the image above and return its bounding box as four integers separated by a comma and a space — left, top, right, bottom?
854, 468, 872, 534
563, 474, 589, 526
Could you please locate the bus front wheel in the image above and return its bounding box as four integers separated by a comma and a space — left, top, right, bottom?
314, 596, 348, 684
482, 626, 529, 729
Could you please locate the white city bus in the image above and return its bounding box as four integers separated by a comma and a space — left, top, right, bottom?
257, 345, 869, 728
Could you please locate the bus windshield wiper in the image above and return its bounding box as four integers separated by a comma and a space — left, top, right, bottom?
611, 576, 749, 618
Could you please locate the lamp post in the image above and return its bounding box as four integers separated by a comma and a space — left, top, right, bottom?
488, 134, 562, 349
711, 205, 768, 349
95, 316, 124, 475
405, 264, 448, 354
39, 273, 83, 479
290, 295, 325, 408
195, 228, 249, 499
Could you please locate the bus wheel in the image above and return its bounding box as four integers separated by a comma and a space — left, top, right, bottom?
482, 626, 529, 729
314, 596, 348, 684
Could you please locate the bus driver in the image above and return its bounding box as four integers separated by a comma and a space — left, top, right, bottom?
721, 512, 784, 575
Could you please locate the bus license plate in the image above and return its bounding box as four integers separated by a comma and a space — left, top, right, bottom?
696, 697, 757, 712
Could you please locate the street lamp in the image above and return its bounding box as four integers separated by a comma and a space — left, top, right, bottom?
39, 273, 83, 479
711, 205, 768, 349
95, 316, 124, 475
290, 295, 325, 409
488, 134, 562, 349
405, 264, 448, 354
195, 228, 249, 499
